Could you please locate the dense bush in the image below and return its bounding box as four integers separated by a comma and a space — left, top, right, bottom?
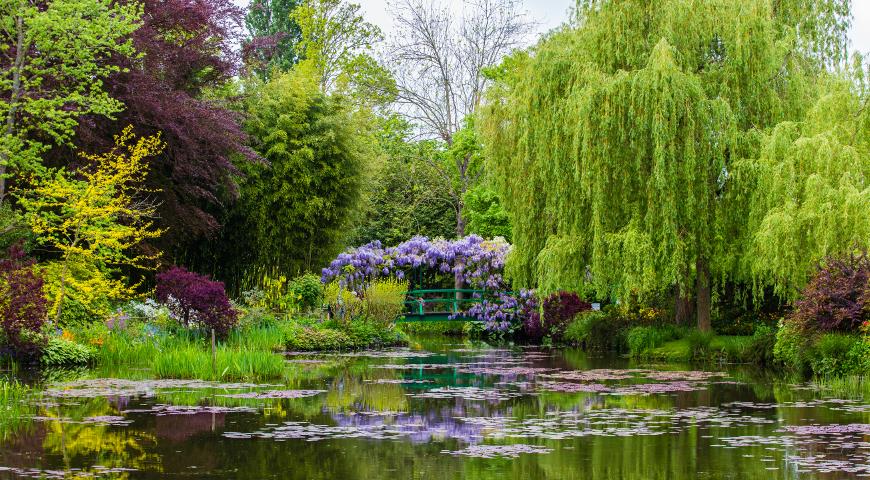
773, 320, 812, 373
41, 337, 95, 366
746, 324, 777, 366
156, 267, 238, 338
324, 281, 364, 324
809, 333, 863, 377
626, 325, 683, 357
540, 291, 591, 341
789, 251, 869, 333
685, 329, 714, 360
288, 274, 324, 312
363, 278, 408, 326
0, 244, 48, 361
564, 311, 629, 352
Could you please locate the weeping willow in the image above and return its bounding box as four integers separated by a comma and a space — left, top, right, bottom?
480, 0, 861, 329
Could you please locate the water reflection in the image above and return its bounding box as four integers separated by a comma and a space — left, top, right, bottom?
0, 339, 867, 479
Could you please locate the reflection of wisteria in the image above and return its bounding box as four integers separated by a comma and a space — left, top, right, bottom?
410, 387, 528, 402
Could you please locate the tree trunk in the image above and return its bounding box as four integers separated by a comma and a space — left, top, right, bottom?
695, 258, 711, 332
1, 13, 26, 204
674, 287, 694, 326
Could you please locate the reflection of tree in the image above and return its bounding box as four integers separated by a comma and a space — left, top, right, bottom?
39, 398, 161, 477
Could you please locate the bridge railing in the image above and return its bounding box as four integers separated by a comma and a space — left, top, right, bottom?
400, 289, 492, 322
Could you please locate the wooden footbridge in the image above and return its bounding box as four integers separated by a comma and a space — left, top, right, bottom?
398, 289, 488, 322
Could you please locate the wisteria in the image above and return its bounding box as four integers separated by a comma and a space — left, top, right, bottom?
321, 235, 535, 332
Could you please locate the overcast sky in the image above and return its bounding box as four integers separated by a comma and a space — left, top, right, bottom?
356, 0, 870, 56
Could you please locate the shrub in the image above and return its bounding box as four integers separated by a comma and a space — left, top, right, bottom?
789, 251, 869, 333
564, 311, 628, 352
41, 337, 95, 366
522, 311, 545, 341
541, 291, 591, 341
288, 274, 324, 312
626, 325, 682, 356
285, 325, 352, 351
363, 278, 408, 326
810, 333, 861, 377
0, 243, 47, 361
746, 324, 777, 366
323, 281, 364, 324
773, 320, 811, 373
155, 267, 238, 338
685, 329, 714, 360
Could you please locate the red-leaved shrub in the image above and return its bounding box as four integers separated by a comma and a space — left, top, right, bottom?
155, 266, 237, 337
541, 291, 592, 340
789, 251, 869, 333
0, 243, 47, 360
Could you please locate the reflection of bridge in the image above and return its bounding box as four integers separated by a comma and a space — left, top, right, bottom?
398, 289, 487, 322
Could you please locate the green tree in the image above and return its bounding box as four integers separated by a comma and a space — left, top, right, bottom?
18, 126, 164, 321
349, 116, 455, 246
245, 0, 303, 75
480, 0, 853, 330
220, 64, 374, 281
292, 0, 393, 105
464, 185, 511, 241
0, 0, 141, 201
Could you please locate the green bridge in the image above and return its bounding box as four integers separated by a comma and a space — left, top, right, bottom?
398, 289, 488, 322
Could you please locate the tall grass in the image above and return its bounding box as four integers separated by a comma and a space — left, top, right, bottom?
813, 375, 870, 398
152, 344, 285, 381
227, 325, 287, 352
0, 379, 31, 439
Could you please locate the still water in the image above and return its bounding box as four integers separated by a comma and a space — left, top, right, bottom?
1, 337, 868, 479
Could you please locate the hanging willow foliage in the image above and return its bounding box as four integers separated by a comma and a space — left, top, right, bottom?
480, 0, 860, 328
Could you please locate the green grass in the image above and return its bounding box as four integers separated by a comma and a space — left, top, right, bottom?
0, 379, 31, 439
152, 344, 286, 381
227, 325, 287, 352
812, 375, 870, 398
398, 321, 467, 336
645, 335, 754, 362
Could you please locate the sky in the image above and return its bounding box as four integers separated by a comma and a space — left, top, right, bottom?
356, 0, 870, 56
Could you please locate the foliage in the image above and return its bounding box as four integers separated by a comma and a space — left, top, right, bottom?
323, 281, 364, 325
349, 116, 454, 246
773, 320, 812, 373
564, 311, 629, 352
291, 0, 391, 103
218, 66, 373, 279
724, 78, 870, 299
152, 344, 285, 381
322, 235, 536, 333
788, 251, 869, 333
626, 325, 683, 357
284, 319, 406, 351
746, 324, 777, 367
244, 0, 303, 75
0, 0, 141, 197
288, 274, 324, 312
480, 0, 857, 331
363, 278, 408, 327
19, 127, 164, 321
685, 329, 715, 360
0, 243, 46, 360
464, 185, 512, 242
809, 333, 862, 377
541, 291, 591, 341
69, 0, 254, 251
155, 267, 238, 338
40, 337, 94, 366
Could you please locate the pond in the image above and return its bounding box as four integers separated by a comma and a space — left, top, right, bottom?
1, 336, 868, 479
